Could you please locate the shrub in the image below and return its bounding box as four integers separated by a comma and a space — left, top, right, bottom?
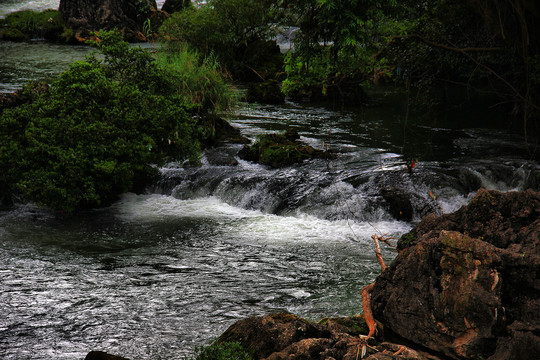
0, 31, 200, 211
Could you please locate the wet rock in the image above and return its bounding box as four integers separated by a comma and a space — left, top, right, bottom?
371, 189, 540, 359
84, 351, 130, 360
238, 129, 331, 168
217, 313, 442, 360
199, 115, 249, 147
204, 147, 239, 166
0, 82, 49, 115
59, 0, 159, 42
381, 187, 414, 221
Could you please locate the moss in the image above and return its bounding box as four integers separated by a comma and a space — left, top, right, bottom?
194, 341, 254, 360
238, 129, 331, 168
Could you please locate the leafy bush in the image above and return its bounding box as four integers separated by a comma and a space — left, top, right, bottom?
0, 31, 201, 211
158, 0, 283, 81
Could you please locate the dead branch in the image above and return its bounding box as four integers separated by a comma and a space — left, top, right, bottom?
361, 282, 377, 339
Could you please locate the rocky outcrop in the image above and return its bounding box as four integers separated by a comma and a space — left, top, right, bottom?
58, 0, 160, 42
218, 313, 441, 360
238, 129, 332, 168
371, 188, 540, 359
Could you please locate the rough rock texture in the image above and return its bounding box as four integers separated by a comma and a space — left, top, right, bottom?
218, 313, 442, 360
59, 0, 159, 42
371, 188, 540, 359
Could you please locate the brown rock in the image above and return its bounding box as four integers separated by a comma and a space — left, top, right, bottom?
371, 189, 540, 359
218, 313, 442, 360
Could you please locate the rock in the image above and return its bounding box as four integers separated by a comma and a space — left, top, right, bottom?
59, 0, 159, 42
381, 187, 414, 221
204, 147, 239, 166
217, 313, 442, 360
238, 129, 332, 168
0, 82, 49, 115
84, 351, 130, 360
198, 115, 249, 147
371, 189, 540, 359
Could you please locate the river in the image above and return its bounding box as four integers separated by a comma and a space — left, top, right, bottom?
1, 1, 539, 360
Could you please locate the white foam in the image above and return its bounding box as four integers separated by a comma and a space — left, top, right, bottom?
112, 194, 411, 245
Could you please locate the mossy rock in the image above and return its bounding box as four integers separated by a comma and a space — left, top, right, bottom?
1, 9, 67, 42
238, 129, 331, 168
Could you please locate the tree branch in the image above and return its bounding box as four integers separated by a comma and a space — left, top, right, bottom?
391, 34, 501, 53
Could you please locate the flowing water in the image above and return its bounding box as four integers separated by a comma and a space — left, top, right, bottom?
1, 1, 540, 359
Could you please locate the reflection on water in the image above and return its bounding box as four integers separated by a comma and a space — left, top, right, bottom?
0, 41, 92, 93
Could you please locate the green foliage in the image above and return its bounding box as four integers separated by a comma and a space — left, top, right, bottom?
400, 232, 416, 247
239, 130, 329, 167
0, 31, 200, 211
280, 0, 408, 103
0, 9, 66, 41
383, 0, 540, 123
158, 0, 284, 80
194, 341, 253, 360
155, 43, 238, 113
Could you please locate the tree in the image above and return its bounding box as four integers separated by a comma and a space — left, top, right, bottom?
158, 0, 284, 81
383, 0, 540, 139
280, 0, 408, 103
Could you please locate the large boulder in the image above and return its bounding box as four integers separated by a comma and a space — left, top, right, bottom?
59, 0, 159, 42
217, 313, 440, 360
371, 189, 540, 359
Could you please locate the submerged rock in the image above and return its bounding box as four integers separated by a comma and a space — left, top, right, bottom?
371, 188, 540, 359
